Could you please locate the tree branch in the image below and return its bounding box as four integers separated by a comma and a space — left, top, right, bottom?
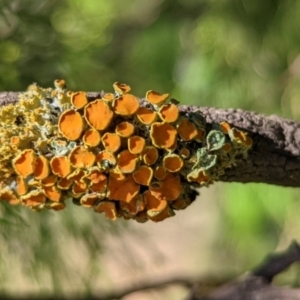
188, 241, 300, 300
1, 92, 300, 187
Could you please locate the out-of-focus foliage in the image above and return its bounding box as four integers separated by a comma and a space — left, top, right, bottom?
1, 0, 300, 298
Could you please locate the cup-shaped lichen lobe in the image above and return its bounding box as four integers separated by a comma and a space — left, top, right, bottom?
0, 81, 252, 222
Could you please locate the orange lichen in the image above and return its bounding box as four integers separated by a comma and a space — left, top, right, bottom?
43, 186, 61, 202
0, 190, 19, 205
67, 169, 86, 183
54, 79, 66, 90
80, 194, 100, 208
222, 143, 232, 152
41, 175, 57, 187
179, 148, 190, 158
115, 121, 135, 137
48, 202, 66, 211
72, 181, 88, 195
82, 129, 101, 147
16, 176, 28, 196
187, 169, 210, 185
109, 175, 140, 202
128, 136, 146, 154
50, 156, 72, 178
146, 90, 169, 106
12, 149, 36, 178
84, 99, 113, 130
71, 91, 88, 109
113, 82, 131, 94
195, 128, 205, 143
69, 146, 96, 168
58, 110, 84, 140
113, 94, 139, 116
150, 122, 177, 149
158, 103, 179, 123
163, 154, 184, 172
102, 93, 115, 102
220, 121, 231, 134
109, 168, 126, 180
133, 165, 153, 186
102, 133, 121, 153
136, 107, 157, 125
177, 118, 198, 141
154, 165, 168, 180
33, 155, 50, 180
144, 190, 173, 222
21, 190, 46, 207
94, 201, 117, 220
96, 150, 116, 168
120, 195, 145, 216
117, 150, 138, 174
57, 178, 72, 190
149, 175, 182, 201
142, 146, 159, 165
0, 80, 253, 221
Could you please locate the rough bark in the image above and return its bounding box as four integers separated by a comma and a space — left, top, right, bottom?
1, 91, 300, 187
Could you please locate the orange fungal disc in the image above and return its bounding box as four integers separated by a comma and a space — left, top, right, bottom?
113, 82, 131, 94
94, 201, 117, 220
187, 169, 210, 185
96, 150, 116, 168
41, 175, 58, 187
82, 128, 101, 147
128, 135, 146, 154
69, 146, 96, 168
108, 175, 140, 202
142, 146, 158, 165
102, 133, 121, 153
133, 165, 153, 186
136, 107, 157, 125
43, 186, 61, 202
84, 99, 113, 131
50, 156, 72, 178
117, 150, 138, 174
154, 166, 168, 180
102, 93, 115, 102
80, 193, 100, 208
158, 103, 179, 123
72, 181, 88, 195
115, 121, 134, 138
33, 155, 50, 180
21, 190, 46, 207
16, 176, 28, 196
58, 109, 84, 140
220, 121, 231, 134
179, 147, 190, 158
71, 91, 88, 109
163, 154, 184, 172
0, 190, 19, 205
146, 90, 169, 106
12, 149, 36, 178
113, 94, 139, 116
144, 190, 172, 222
177, 118, 198, 141
57, 178, 73, 190
150, 122, 177, 149
48, 202, 66, 211
149, 175, 182, 201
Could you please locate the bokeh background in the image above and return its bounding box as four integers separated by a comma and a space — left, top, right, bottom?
1, 0, 300, 299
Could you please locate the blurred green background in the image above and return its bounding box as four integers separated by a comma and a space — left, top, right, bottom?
1, 0, 300, 299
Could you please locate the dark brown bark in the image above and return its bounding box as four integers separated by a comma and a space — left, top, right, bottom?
1, 91, 300, 187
